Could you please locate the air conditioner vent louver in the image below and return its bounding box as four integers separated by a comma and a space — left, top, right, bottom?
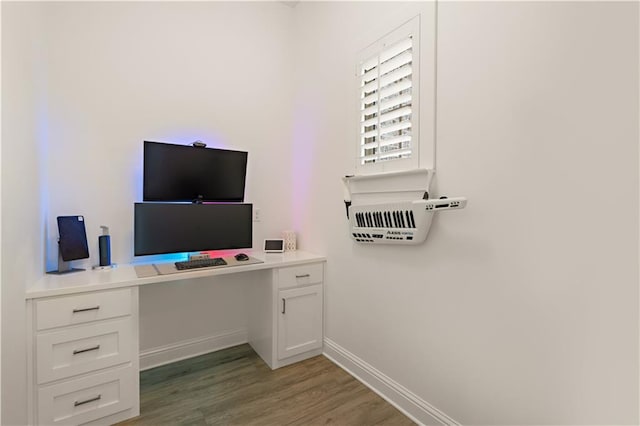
349, 198, 466, 245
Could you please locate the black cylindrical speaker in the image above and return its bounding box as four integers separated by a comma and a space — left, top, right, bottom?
99, 235, 111, 266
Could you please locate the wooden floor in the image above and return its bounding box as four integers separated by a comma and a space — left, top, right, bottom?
118, 344, 414, 426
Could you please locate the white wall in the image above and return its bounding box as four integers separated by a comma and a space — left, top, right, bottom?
41, 1, 295, 268
293, 2, 639, 425
1, 3, 47, 424
0, 3, 4, 420
2, 2, 295, 423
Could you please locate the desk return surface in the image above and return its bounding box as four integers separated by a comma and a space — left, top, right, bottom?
27, 250, 325, 299
26, 251, 326, 425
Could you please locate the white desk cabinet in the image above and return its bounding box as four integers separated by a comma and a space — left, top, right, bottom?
248, 261, 324, 369
27, 288, 139, 426
26, 251, 325, 425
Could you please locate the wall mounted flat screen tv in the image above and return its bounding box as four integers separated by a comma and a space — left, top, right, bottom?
143, 141, 248, 202
134, 203, 252, 256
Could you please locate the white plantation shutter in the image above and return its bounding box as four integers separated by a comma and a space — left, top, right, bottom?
357, 17, 420, 173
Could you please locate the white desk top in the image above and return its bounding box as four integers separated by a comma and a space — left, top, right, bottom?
27, 251, 326, 299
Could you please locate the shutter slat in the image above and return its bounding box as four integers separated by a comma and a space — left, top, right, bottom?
380, 80, 412, 101
361, 66, 378, 83
362, 95, 411, 126
360, 71, 412, 104
362, 129, 378, 139
379, 106, 412, 125
362, 104, 378, 117
366, 135, 410, 149
379, 94, 412, 113
362, 136, 410, 150
379, 51, 412, 76
380, 37, 412, 63
362, 116, 377, 128
361, 79, 378, 93
362, 92, 378, 104
379, 121, 411, 136
379, 148, 411, 160
379, 64, 412, 90
361, 55, 379, 72
361, 153, 380, 162
362, 80, 412, 105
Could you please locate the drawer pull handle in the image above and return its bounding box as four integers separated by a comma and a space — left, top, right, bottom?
74, 394, 102, 407
295, 274, 310, 279
73, 345, 100, 355
72, 306, 100, 313
282, 298, 286, 314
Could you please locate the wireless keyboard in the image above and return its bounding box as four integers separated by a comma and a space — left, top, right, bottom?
175, 257, 227, 270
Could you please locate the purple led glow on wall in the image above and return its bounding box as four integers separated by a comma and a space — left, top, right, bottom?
36, 85, 55, 271
290, 104, 317, 230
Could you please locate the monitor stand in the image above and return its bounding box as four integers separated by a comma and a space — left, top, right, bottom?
46, 246, 85, 275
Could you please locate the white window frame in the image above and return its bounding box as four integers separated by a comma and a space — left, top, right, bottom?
356, 16, 421, 175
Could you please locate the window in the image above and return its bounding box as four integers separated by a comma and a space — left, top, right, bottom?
357, 17, 420, 174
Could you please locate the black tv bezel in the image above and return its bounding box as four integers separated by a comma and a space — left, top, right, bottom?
142, 140, 248, 203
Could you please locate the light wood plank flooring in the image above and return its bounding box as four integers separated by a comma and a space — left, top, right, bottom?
118, 344, 414, 425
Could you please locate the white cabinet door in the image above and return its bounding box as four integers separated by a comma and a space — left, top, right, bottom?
277, 284, 323, 360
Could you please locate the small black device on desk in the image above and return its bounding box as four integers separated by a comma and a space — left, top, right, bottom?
235, 253, 249, 261
98, 225, 111, 266
175, 257, 227, 270
48, 215, 90, 274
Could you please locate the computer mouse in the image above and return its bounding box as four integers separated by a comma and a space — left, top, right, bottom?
235, 253, 249, 261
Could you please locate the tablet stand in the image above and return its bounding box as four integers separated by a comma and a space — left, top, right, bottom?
46, 243, 85, 275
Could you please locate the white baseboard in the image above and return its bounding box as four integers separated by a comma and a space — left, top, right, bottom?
139, 328, 248, 371
323, 338, 459, 426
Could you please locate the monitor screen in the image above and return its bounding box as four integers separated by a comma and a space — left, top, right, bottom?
134, 203, 252, 256
143, 141, 248, 202
57, 216, 90, 261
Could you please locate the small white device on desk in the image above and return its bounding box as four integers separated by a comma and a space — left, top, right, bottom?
264, 239, 285, 253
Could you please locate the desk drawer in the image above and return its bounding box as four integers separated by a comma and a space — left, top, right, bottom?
37, 317, 133, 384
277, 263, 323, 289
38, 364, 135, 426
36, 288, 132, 331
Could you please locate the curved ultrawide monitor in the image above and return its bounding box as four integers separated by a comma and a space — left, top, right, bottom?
134, 203, 252, 256
143, 141, 248, 202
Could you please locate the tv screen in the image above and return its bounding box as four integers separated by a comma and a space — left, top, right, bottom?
134, 203, 252, 256
143, 141, 248, 202
57, 216, 90, 261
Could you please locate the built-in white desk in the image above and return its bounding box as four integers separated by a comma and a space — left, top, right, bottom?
25, 251, 326, 425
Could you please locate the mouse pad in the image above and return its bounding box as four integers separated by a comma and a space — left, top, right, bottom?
154, 256, 263, 275
134, 264, 160, 278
